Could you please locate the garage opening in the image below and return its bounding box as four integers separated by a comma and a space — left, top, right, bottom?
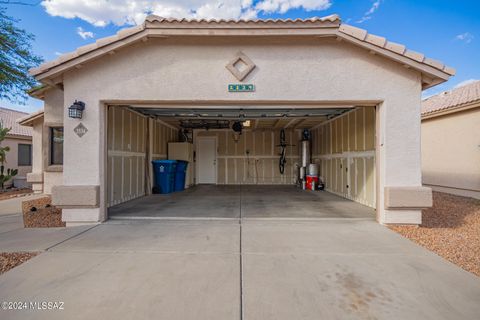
106, 105, 376, 219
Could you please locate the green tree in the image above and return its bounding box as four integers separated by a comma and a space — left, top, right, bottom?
0, 6, 42, 103
0, 121, 17, 190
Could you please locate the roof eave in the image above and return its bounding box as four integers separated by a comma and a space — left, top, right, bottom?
421, 100, 480, 120
30, 18, 455, 91
17, 110, 45, 127
31, 28, 341, 82
27, 84, 51, 100
335, 31, 453, 89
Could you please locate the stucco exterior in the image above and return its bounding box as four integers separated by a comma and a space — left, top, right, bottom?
20, 88, 64, 194
25, 16, 453, 225
422, 106, 480, 199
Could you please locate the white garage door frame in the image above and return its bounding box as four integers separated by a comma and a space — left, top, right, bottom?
102, 100, 381, 221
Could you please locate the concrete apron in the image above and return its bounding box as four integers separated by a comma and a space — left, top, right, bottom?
0, 217, 479, 319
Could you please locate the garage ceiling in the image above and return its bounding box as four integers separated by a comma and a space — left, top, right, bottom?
129, 107, 353, 129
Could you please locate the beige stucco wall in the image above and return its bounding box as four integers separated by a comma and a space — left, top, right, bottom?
312, 107, 376, 208
57, 37, 424, 224
422, 107, 480, 199
28, 121, 44, 192
44, 88, 64, 123
26, 88, 64, 194
44, 88, 64, 194
1, 136, 32, 186
196, 128, 300, 185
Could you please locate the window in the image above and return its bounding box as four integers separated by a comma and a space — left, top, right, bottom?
50, 127, 64, 165
18, 144, 32, 166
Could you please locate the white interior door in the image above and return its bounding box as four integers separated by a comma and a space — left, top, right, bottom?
197, 137, 216, 184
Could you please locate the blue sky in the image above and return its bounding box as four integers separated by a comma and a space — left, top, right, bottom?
2, 0, 479, 113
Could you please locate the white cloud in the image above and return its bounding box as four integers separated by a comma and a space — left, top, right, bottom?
54, 51, 63, 56
455, 32, 474, 44
255, 0, 331, 14
77, 26, 94, 39
41, 0, 332, 26
454, 79, 479, 89
357, 0, 382, 23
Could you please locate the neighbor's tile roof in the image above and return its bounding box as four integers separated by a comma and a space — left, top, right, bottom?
422, 81, 480, 116
0, 107, 32, 137
30, 14, 454, 80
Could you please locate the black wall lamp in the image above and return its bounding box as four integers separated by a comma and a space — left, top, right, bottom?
68, 100, 85, 119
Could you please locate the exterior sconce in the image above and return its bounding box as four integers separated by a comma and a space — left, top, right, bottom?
68, 100, 85, 119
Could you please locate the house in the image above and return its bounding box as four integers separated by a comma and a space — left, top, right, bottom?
0, 107, 33, 188
19, 15, 454, 226
421, 80, 480, 199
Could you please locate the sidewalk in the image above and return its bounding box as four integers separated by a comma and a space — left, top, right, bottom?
0, 194, 46, 216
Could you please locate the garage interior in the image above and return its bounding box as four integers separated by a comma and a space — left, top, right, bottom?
106, 105, 376, 219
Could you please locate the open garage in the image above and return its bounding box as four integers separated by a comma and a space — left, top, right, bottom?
105, 105, 376, 220
25, 15, 453, 225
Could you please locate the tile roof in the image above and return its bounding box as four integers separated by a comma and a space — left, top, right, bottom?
422, 80, 480, 116
0, 107, 33, 137
29, 14, 454, 85
337, 25, 455, 76
144, 14, 341, 25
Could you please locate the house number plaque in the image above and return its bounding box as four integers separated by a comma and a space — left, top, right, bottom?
74, 123, 88, 138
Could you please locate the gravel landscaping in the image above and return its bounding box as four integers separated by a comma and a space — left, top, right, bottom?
0, 188, 33, 201
22, 196, 65, 228
390, 191, 480, 276
0, 252, 38, 275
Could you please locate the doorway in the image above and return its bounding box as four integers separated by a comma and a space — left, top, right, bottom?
196, 136, 217, 184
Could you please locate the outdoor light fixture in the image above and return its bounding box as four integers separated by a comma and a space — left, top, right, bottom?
68, 100, 85, 119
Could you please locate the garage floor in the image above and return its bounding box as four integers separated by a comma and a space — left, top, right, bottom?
108, 185, 375, 220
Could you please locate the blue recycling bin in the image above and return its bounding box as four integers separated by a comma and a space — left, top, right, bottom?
174, 160, 188, 192
152, 160, 177, 194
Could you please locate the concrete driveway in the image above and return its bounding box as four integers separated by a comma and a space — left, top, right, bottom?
1, 215, 479, 319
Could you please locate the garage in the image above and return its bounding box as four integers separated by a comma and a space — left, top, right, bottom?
105, 105, 376, 220
27, 15, 453, 225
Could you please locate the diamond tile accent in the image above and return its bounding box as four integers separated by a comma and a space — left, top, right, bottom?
226, 52, 256, 81
74, 123, 88, 138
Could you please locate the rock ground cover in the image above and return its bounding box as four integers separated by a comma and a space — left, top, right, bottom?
390, 192, 480, 276
0, 252, 38, 274
22, 196, 65, 228
0, 188, 32, 201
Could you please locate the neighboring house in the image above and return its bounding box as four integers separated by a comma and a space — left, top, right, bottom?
422, 80, 480, 199
0, 107, 33, 188
21, 15, 453, 226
